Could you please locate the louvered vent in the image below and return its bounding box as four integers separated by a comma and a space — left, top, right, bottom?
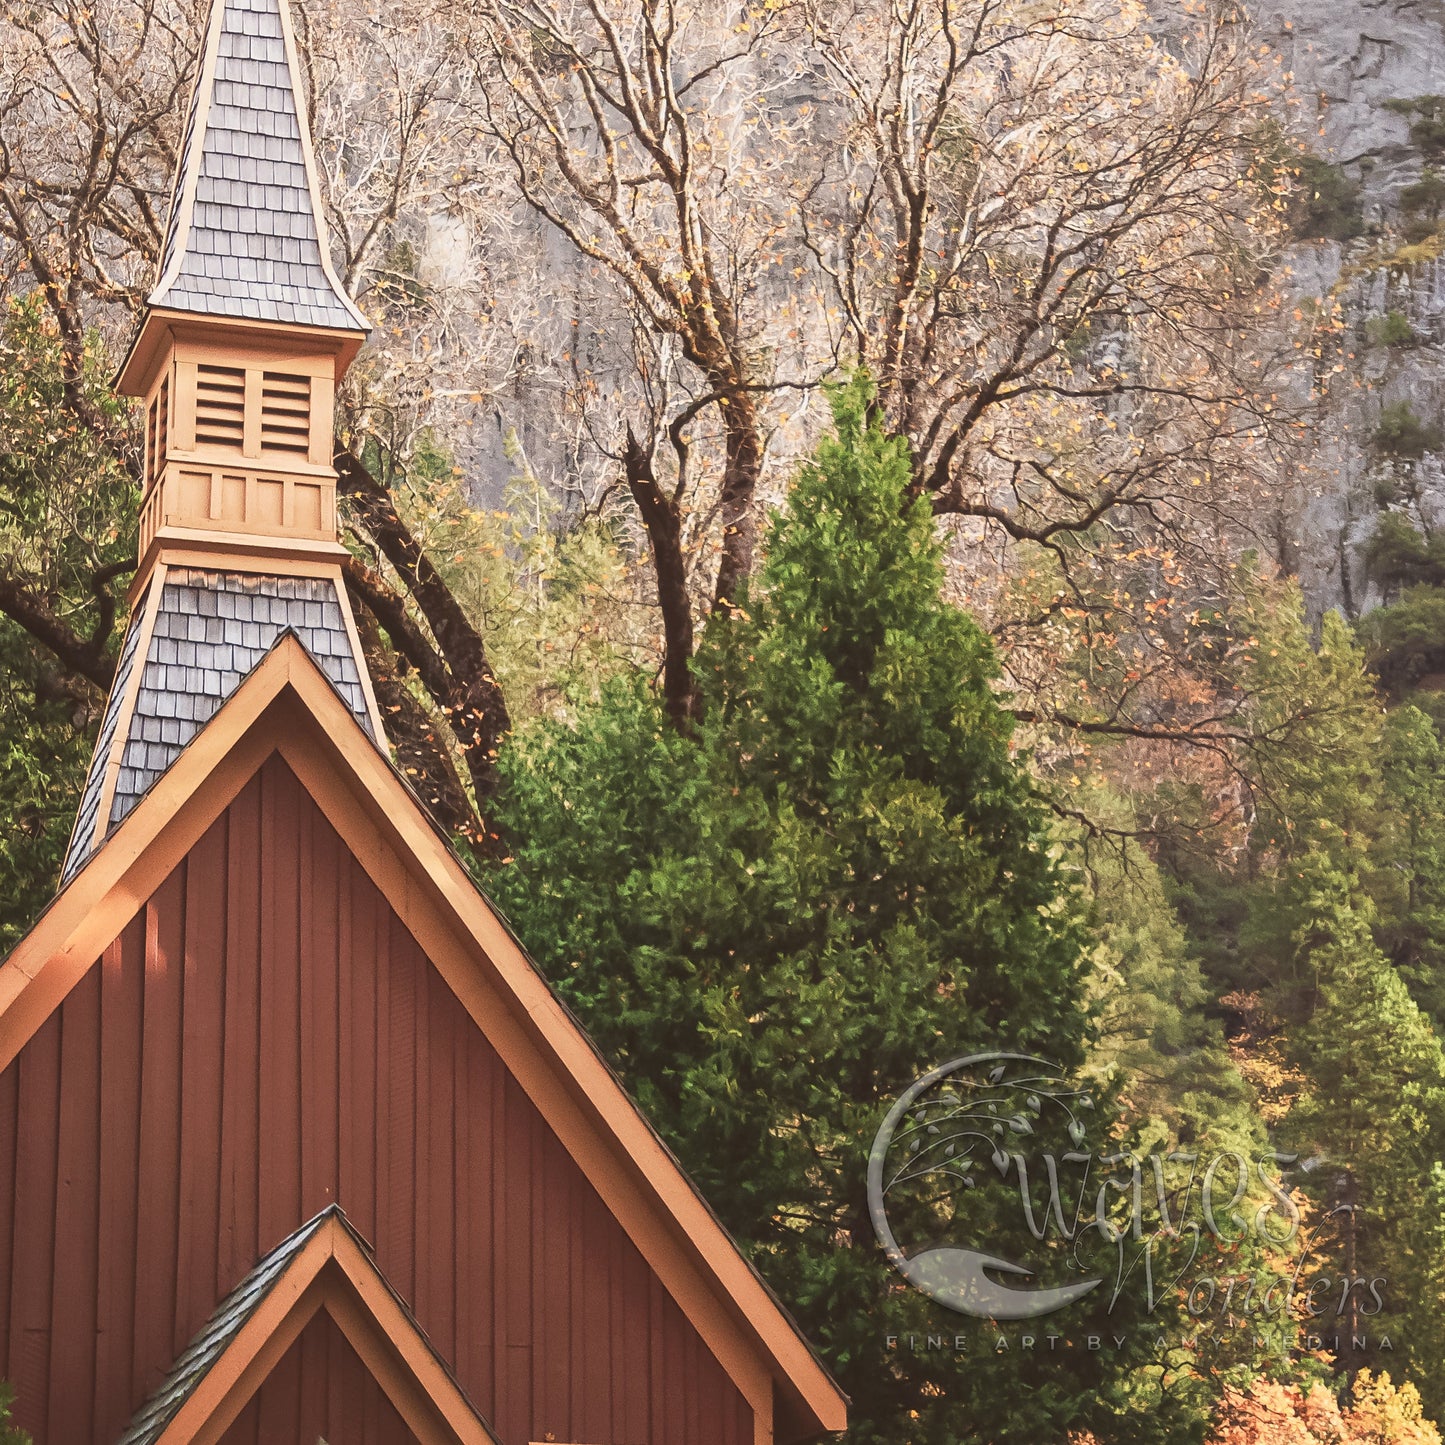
155, 373, 169, 477
260, 371, 311, 456
146, 395, 159, 484
195, 364, 246, 448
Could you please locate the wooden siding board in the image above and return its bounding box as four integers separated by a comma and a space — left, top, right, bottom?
95, 919, 146, 1442
0, 756, 756, 1445
219, 777, 261, 1294
303, 794, 341, 1215
178, 818, 227, 1340
48, 968, 100, 1442
9, 1010, 61, 1441
257, 759, 302, 1247
425, 967, 454, 1362
0, 1050, 16, 1367
132, 875, 185, 1411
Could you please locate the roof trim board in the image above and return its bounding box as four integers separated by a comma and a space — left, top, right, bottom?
0, 636, 848, 1442
116, 1206, 498, 1445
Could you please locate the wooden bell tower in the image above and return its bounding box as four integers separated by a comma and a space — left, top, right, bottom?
115, 0, 369, 592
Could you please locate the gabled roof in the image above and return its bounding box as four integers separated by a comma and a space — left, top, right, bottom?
0, 636, 848, 1442
150, 0, 368, 332
115, 1206, 498, 1445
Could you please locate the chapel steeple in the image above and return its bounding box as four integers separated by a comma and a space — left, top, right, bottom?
62, 0, 384, 883
116, 0, 369, 591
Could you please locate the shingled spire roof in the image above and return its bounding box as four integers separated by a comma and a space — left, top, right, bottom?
150, 0, 368, 332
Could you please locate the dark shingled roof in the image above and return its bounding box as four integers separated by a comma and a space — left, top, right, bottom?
62, 569, 374, 882
60, 607, 145, 887
113, 1210, 328, 1445
152, 0, 366, 331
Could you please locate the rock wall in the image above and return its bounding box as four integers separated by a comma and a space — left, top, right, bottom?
1254, 0, 1445, 616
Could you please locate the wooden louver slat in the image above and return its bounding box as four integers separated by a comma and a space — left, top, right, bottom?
195, 364, 246, 449
260, 371, 311, 456
156, 374, 169, 478
146, 374, 170, 485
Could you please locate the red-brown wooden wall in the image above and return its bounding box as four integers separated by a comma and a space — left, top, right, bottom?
218, 1311, 418, 1445
0, 757, 754, 1445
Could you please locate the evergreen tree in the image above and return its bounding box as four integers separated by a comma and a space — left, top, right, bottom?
1273, 855, 1445, 1408
1374, 707, 1445, 1028
495, 380, 1233, 1443
0, 296, 135, 946
1083, 821, 1263, 1160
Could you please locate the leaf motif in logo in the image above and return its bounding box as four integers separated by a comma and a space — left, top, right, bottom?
1008, 1115, 1032, 1135
1068, 1119, 1087, 1146
991, 1147, 1009, 1174
988, 1064, 1007, 1083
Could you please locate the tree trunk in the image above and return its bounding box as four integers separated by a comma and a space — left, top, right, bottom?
335, 451, 512, 846
623, 426, 697, 727
713, 391, 764, 615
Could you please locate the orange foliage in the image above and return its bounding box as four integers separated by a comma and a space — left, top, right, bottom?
1202, 1372, 1441, 1445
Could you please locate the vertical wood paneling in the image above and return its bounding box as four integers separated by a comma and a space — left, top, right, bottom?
425, 968, 453, 1349
0, 757, 755, 1445
219, 781, 260, 1294
178, 817, 227, 1339
257, 761, 301, 1247
9, 1008, 60, 1442
386, 908, 416, 1303
0, 1051, 17, 1357
132, 874, 185, 1408
302, 793, 340, 1217
47, 967, 100, 1442
94, 919, 145, 1441
214, 1311, 419, 1445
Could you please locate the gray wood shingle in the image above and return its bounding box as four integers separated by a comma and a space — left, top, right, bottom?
61, 568, 375, 882
153, 0, 365, 331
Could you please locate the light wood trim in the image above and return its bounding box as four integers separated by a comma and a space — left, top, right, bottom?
89, 564, 170, 854
148, 1214, 492, 1445
173, 360, 198, 451
0, 640, 846, 1438
334, 577, 388, 742
131, 529, 350, 598
163, 1265, 325, 1445
309, 374, 334, 467
143, 549, 349, 582
118, 311, 365, 399
241, 368, 262, 458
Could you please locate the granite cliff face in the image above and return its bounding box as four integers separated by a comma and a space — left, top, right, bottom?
1253, 0, 1445, 615
415, 1, 1445, 611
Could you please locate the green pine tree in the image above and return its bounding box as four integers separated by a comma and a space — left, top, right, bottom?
493, 378, 1226, 1444
0, 295, 135, 946
1374, 707, 1445, 1029
1274, 854, 1445, 1409
0, 1383, 30, 1445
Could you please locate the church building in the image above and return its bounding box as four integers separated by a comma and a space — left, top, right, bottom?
0, 0, 848, 1439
